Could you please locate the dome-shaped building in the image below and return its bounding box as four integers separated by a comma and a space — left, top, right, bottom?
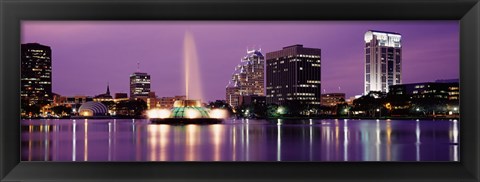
78, 101, 108, 116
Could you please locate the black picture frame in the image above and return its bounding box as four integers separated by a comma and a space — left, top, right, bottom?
1, 0, 479, 181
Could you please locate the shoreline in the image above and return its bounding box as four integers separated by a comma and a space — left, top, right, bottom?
21, 116, 459, 120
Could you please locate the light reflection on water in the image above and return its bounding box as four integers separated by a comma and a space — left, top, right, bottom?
21, 119, 459, 162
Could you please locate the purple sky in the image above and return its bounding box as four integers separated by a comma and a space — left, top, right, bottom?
21, 21, 459, 102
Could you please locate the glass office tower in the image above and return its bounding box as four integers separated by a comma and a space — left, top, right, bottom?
265, 44, 321, 105
364, 30, 402, 94
21, 43, 53, 105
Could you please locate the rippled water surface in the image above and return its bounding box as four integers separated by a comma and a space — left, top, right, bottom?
21, 119, 459, 161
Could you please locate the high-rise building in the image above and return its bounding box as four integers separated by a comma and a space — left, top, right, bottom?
266, 44, 321, 105
129, 72, 151, 99
364, 30, 402, 94
21, 43, 53, 105
226, 49, 265, 108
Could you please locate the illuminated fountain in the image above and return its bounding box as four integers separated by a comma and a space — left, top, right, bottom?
149, 31, 227, 124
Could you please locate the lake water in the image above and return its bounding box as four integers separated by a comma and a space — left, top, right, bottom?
21, 119, 459, 161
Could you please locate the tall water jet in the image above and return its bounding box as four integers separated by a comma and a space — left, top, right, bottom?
149, 31, 225, 124
183, 31, 204, 102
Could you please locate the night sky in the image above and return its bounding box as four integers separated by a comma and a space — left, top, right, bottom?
21, 21, 459, 102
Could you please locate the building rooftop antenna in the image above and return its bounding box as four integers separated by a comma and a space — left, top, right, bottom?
137, 61, 140, 72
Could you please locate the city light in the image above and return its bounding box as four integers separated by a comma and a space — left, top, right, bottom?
185, 108, 201, 119
385, 103, 392, 110
81, 111, 92, 117
146, 109, 171, 119
277, 107, 285, 114
209, 109, 228, 119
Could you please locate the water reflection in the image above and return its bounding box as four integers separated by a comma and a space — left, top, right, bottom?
107, 121, 111, 161
159, 125, 170, 161
450, 120, 459, 161
386, 119, 392, 161
72, 119, 76, 161
343, 119, 348, 161
186, 125, 199, 161
416, 120, 421, 161
277, 119, 281, 161
84, 120, 88, 161
21, 119, 459, 161
210, 124, 222, 161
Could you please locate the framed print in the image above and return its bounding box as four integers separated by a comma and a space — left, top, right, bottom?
1, 0, 479, 181
19, 21, 460, 162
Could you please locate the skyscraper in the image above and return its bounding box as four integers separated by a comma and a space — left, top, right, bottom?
265, 44, 321, 105
130, 72, 151, 99
21, 43, 52, 105
226, 49, 265, 108
364, 30, 402, 94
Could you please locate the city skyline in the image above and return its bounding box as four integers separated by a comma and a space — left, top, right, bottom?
21, 21, 459, 101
